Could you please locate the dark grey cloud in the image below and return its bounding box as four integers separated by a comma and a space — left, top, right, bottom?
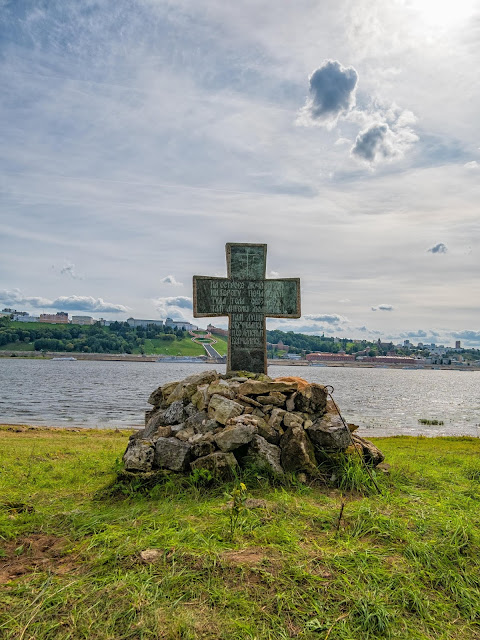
371, 304, 394, 312
354, 326, 383, 335
59, 263, 82, 279
352, 124, 390, 161
451, 330, 480, 341
164, 296, 193, 309
405, 330, 428, 338
427, 243, 447, 254
299, 60, 358, 126
304, 313, 349, 324
351, 110, 419, 164
399, 329, 440, 339
53, 296, 128, 312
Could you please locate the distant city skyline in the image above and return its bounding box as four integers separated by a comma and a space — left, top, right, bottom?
1, 1, 479, 346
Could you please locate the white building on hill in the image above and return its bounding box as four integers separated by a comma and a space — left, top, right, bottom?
126, 318, 164, 328
165, 317, 198, 331
72, 316, 95, 325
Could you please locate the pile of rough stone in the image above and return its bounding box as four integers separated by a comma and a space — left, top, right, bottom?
123, 370, 384, 478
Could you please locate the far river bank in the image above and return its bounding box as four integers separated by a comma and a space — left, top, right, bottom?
1, 350, 479, 371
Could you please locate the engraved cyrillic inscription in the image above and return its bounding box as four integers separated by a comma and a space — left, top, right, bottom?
193, 243, 300, 374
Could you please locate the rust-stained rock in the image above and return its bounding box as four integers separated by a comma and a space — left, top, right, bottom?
274, 376, 309, 390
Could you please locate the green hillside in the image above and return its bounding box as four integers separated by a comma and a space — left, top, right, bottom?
0, 319, 227, 356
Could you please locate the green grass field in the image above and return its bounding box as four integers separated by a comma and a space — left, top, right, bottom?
1, 428, 479, 639
140, 338, 207, 356
2, 322, 229, 357
139, 336, 227, 356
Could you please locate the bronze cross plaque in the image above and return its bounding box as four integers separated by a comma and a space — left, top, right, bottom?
193, 243, 301, 374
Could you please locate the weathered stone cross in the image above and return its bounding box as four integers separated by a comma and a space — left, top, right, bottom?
193, 243, 301, 374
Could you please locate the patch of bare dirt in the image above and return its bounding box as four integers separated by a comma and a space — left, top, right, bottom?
221, 546, 282, 572
0, 534, 81, 584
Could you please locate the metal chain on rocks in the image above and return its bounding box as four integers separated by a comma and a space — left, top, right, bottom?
324, 385, 382, 495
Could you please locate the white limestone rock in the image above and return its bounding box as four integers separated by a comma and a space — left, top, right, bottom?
208, 394, 244, 425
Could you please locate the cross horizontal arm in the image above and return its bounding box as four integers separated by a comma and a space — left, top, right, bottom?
263, 279, 301, 318
193, 276, 231, 317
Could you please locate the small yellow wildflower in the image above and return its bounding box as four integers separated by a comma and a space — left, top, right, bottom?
240, 482, 247, 491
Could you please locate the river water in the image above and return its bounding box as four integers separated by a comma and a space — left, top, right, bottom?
1, 359, 479, 437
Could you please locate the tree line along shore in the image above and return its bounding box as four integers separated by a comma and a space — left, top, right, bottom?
1, 319, 479, 367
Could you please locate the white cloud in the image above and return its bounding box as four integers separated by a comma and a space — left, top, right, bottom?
267, 270, 280, 278
464, 161, 478, 169
161, 275, 183, 286
153, 296, 193, 320
0, 289, 128, 313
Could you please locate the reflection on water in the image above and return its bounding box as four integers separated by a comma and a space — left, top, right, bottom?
0, 359, 479, 437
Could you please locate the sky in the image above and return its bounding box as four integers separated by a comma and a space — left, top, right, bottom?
1, 0, 479, 346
